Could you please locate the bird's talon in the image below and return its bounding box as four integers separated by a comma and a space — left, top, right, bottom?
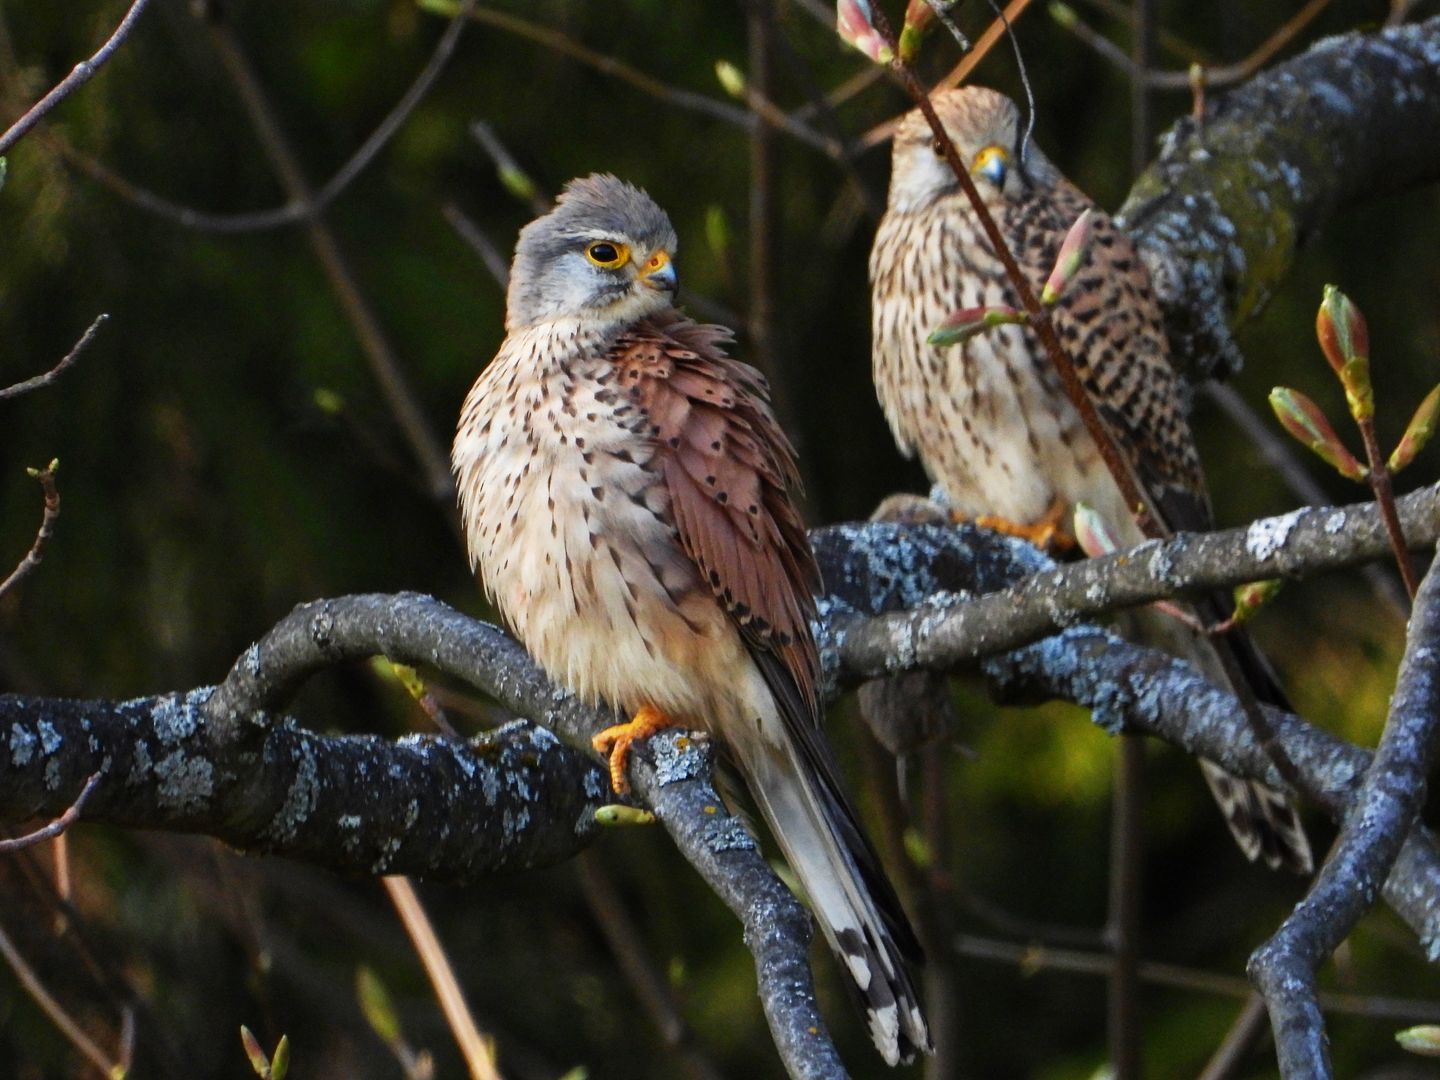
591, 704, 674, 796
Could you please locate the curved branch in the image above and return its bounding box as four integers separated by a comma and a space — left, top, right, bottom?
1119, 15, 1440, 381
1250, 547, 1440, 1076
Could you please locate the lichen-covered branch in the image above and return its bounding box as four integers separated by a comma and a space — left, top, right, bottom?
1118, 15, 1440, 382
1249, 547, 1440, 1077
820, 482, 1440, 684
0, 692, 607, 880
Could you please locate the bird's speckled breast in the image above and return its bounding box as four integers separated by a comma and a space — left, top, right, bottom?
870, 198, 1124, 532
453, 318, 744, 725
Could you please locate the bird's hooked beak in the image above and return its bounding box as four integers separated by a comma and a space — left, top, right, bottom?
972, 145, 1008, 188
639, 249, 679, 299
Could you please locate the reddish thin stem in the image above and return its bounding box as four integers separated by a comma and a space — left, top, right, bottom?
1357, 416, 1419, 599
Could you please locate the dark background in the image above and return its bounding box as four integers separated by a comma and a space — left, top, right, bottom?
1, 1, 1438, 1077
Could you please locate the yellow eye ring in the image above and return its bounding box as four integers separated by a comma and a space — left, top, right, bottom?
585, 240, 631, 270
972, 145, 1008, 185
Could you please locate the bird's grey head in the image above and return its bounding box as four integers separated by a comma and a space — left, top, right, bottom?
504, 174, 680, 331
886, 87, 1062, 214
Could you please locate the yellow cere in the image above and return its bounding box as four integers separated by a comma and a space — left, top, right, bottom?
584, 240, 631, 269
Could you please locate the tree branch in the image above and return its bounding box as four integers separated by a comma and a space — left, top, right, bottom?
1249, 546, 1440, 1077
1119, 15, 1440, 382
0, 691, 607, 880
3, 494, 1439, 1076
826, 482, 1440, 682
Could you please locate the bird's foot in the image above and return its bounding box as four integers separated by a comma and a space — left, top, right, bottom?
591, 704, 675, 795
963, 498, 1075, 554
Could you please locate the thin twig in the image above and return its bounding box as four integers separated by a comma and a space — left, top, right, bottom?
55, 0, 472, 233
1106, 737, 1145, 1079
0, 918, 121, 1079
0, 0, 152, 156
468, 121, 549, 216
1356, 415, 1419, 599
0, 461, 61, 601
1054, 0, 1335, 91
442, 202, 510, 290
953, 933, 1440, 1022
384, 876, 503, 1080
0, 313, 107, 401
200, 12, 457, 508
1196, 995, 1270, 1080
575, 852, 726, 1080
0, 772, 101, 853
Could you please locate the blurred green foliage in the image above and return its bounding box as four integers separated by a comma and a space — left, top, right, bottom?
1, 1, 1438, 1077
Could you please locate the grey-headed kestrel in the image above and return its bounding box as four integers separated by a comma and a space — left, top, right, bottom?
454, 174, 931, 1063
869, 87, 1312, 874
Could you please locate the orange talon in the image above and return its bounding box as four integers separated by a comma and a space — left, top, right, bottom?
591, 704, 675, 795
963, 496, 1076, 554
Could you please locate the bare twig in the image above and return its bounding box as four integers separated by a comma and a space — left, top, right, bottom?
0, 313, 106, 401
0, 0, 152, 156
1197, 995, 1270, 1080
1355, 414, 1418, 599
54, 0, 473, 233
0, 919, 121, 1079
575, 852, 726, 1080
953, 934, 1440, 1022
0, 772, 100, 853
1106, 737, 1145, 1079
384, 876, 503, 1080
1249, 546, 1440, 1077
200, 12, 457, 506
0, 461, 61, 601
442, 202, 510, 290
1053, 0, 1335, 91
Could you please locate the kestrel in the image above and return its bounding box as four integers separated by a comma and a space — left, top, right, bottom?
869, 87, 1312, 874
454, 174, 930, 1064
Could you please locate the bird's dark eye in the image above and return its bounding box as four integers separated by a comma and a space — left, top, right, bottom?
584, 241, 630, 269
931, 137, 946, 158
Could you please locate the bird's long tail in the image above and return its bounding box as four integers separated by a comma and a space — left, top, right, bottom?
731, 721, 931, 1066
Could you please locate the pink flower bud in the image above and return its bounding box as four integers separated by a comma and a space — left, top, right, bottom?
898, 0, 935, 62
1316, 285, 1374, 420
1269, 386, 1367, 482
1231, 579, 1283, 624
836, 0, 895, 64
1072, 501, 1122, 558
1388, 383, 1440, 473
927, 305, 1027, 346
1041, 208, 1093, 305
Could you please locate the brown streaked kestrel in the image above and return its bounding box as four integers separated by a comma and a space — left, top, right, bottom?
870, 87, 1312, 874
454, 174, 930, 1064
